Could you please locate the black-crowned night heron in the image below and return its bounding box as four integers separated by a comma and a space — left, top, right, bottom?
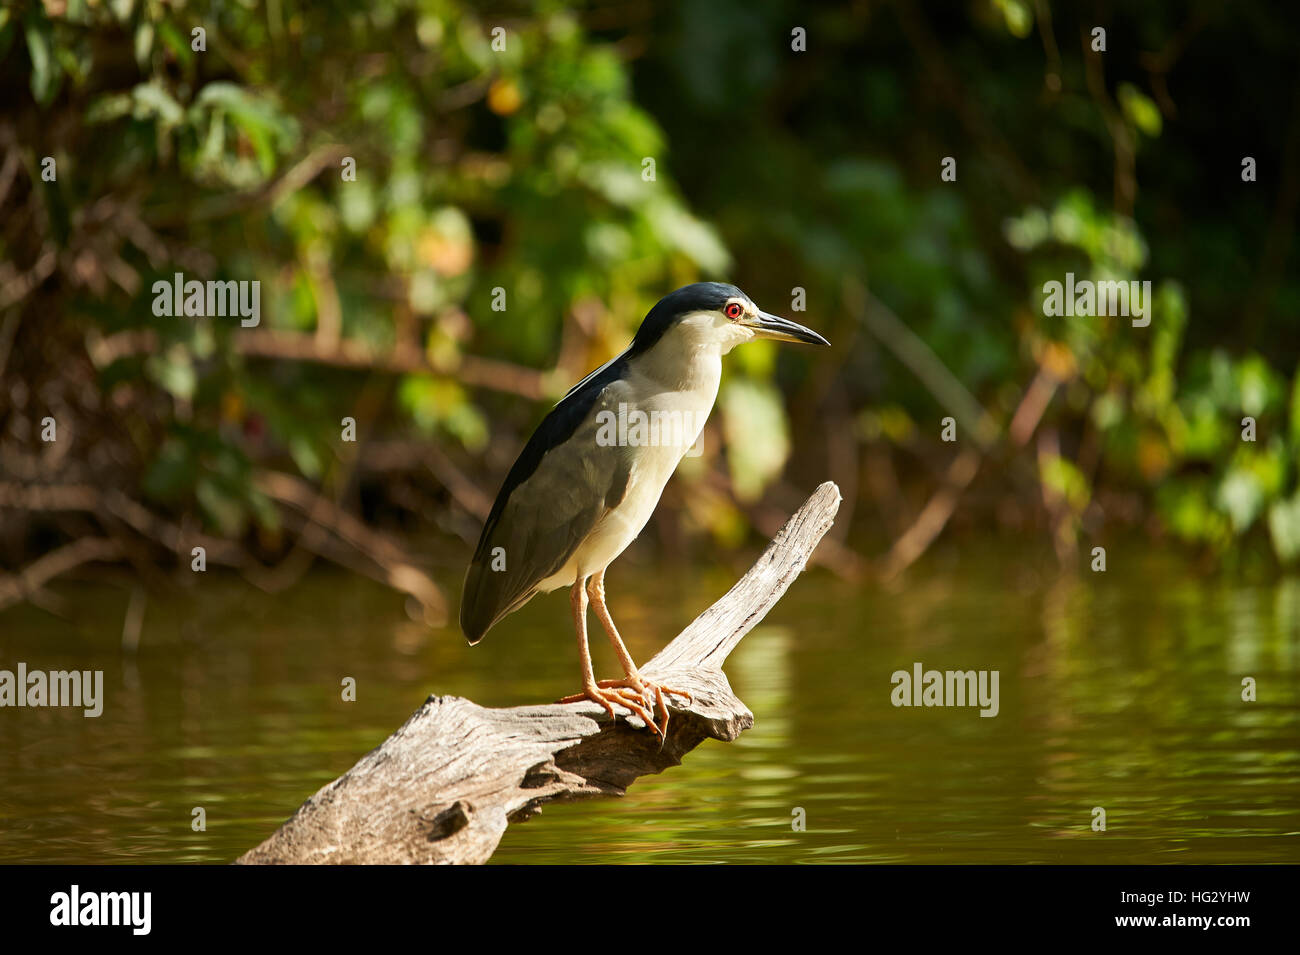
460, 282, 829, 736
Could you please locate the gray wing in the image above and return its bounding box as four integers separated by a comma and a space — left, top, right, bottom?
459, 377, 633, 644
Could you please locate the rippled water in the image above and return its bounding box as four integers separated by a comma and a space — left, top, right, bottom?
1, 539, 1297, 864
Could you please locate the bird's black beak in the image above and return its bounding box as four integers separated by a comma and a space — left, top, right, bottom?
749, 310, 831, 346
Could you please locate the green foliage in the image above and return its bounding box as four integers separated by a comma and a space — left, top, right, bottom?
1008, 191, 1299, 561
628, 1, 1298, 564
5, 0, 1298, 568
5, 0, 732, 539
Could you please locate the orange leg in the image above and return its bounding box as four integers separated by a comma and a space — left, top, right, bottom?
585, 569, 691, 737
556, 577, 661, 735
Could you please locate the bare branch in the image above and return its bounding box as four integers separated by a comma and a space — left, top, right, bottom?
86, 327, 549, 401
0, 538, 122, 612
254, 470, 447, 624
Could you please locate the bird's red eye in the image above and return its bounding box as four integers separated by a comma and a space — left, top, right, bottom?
725, 302, 744, 319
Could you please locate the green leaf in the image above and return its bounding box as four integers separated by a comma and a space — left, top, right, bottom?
721, 379, 790, 502
1118, 83, 1162, 138
1217, 468, 1264, 533
1039, 453, 1091, 513
646, 200, 730, 273
1290, 368, 1300, 448
196, 477, 247, 537
993, 0, 1033, 38
132, 81, 185, 128
85, 92, 134, 124
157, 21, 193, 70
133, 21, 154, 69
1268, 494, 1300, 563
398, 374, 487, 449
1237, 354, 1282, 417
195, 82, 297, 177
247, 488, 281, 533
145, 347, 196, 400
24, 19, 61, 106
288, 435, 324, 480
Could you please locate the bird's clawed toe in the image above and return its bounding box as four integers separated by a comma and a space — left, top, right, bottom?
558, 678, 690, 739
599, 677, 691, 738
557, 684, 661, 736
645, 681, 692, 738
651, 683, 692, 704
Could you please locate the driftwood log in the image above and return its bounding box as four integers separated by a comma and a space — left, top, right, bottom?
237, 481, 841, 864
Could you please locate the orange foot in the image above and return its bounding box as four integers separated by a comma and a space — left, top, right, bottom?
557, 683, 663, 736
586, 677, 692, 738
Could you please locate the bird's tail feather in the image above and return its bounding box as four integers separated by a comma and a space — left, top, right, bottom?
459, 560, 537, 645
459, 562, 492, 644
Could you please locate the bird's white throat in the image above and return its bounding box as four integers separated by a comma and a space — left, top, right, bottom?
629, 308, 750, 394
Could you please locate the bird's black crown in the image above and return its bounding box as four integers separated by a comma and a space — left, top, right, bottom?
629, 282, 748, 356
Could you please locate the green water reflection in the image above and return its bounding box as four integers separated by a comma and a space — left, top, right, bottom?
1, 540, 1297, 864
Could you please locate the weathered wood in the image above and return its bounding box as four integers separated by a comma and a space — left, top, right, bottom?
237, 481, 841, 865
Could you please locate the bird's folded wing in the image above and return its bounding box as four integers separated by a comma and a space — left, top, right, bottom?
460, 376, 634, 643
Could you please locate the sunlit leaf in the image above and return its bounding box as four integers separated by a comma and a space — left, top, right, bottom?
721, 379, 790, 502
24, 20, 61, 105
1118, 83, 1162, 137
1218, 468, 1264, 533
1268, 494, 1300, 563
993, 0, 1033, 38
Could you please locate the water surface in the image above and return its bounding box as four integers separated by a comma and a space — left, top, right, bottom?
1, 539, 1296, 864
